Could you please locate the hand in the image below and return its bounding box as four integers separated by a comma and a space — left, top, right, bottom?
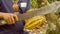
13, 4, 19, 12
1, 13, 18, 24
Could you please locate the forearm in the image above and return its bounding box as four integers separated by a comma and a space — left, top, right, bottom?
0, 12, 4, 18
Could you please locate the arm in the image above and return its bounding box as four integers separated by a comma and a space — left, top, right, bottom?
0, 0, 18, 25
0, 12, 3, 18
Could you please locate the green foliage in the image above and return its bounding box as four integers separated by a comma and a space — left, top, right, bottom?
57, 0, 60, 1
48, 0, 57, 3
56, 7, 60, 14
30, 0, 60, 34
30, 0, 38, 8
30, 0, 48, 8
45, 12, 60, 34
12, 0, 18, 4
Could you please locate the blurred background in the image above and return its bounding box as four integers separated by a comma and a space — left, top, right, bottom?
14, 0, 60, 34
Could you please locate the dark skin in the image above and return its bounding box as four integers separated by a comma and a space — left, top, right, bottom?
0, 4, 19, 24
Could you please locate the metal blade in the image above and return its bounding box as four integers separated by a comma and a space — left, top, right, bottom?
0, 1, 60, 25
19, 1, 60, 20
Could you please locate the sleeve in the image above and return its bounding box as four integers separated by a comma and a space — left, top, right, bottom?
0, 0, 14, 13
18, 0, 30, 14
0, 0, 2, 10
26, 0, 30, 11
0, 0, 7, 12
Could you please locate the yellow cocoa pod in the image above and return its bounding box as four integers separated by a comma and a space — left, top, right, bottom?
24, 16, 46, 30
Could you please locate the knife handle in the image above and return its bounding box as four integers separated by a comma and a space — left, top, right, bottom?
0, 19, 7, 25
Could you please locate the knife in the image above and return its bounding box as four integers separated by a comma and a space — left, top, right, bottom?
19, 1, 60, 20
0, 1, 60, 25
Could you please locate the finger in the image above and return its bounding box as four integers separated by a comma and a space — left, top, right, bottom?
6, 18, 10, 24
13, 15, 18, 21
8, 16, 13, 24
11, 16, 15, 24
3, 18, 8, 24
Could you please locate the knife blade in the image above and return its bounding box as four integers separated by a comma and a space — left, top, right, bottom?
0, 1, 60, 25
19, 1, 60, 20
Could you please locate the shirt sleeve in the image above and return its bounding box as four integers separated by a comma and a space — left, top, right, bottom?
0, 0, 2, 10
0, 0, 14, 13
25, 0, 30, 11
0, 0, 7, 12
